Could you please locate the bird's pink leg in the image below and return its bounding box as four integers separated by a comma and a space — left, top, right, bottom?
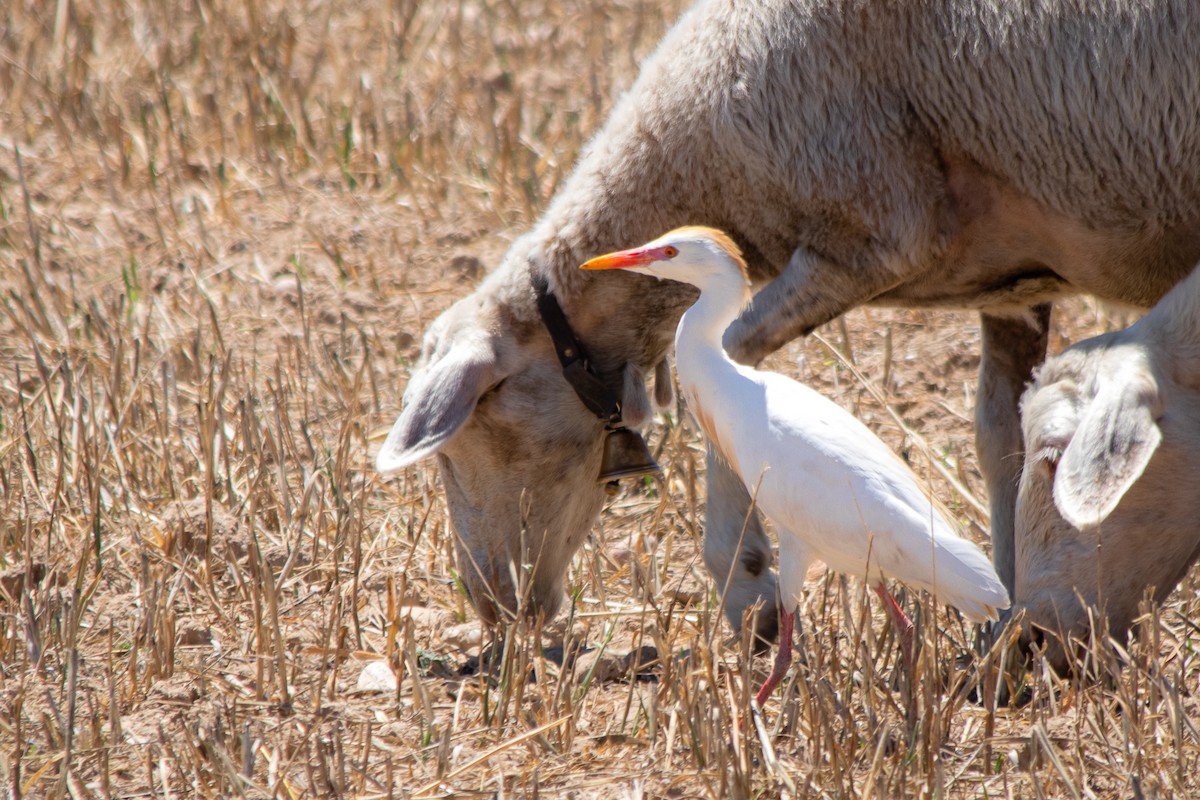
874, 582, 915, 676
755, 606, 795, 706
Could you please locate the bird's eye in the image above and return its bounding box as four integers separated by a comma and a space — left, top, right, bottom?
663, 246, 678, 258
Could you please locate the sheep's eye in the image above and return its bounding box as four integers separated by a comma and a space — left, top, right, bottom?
1035, 444, 1064, 477
662, 246, 678, 258
1038, 446, 1063, 465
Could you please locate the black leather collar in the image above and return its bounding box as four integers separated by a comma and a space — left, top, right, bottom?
531, 273, 623, 424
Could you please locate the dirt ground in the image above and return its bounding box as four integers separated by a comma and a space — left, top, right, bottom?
0, 1, 1196, 797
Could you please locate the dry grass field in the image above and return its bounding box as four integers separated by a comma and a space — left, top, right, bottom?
2, 0, 1198, 797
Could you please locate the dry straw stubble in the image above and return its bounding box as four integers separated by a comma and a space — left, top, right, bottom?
1, 0, 1197, 797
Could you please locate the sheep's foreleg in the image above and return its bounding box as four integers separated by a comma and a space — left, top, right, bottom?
704, 441, 779, 645
975, 305, 1051, 594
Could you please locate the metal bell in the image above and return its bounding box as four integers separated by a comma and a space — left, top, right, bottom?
597, 426, 661, 485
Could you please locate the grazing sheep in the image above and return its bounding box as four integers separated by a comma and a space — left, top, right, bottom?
1015, 263, 1200, 669
377, 0, 1200, 631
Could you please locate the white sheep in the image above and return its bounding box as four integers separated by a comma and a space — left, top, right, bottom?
1016, 262, 1200, 668
377, 0, 1200, 632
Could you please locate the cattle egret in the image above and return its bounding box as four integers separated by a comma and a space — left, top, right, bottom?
582, 227, 1010, 705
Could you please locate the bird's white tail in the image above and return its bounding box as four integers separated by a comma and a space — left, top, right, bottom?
916, 535, 1010, 623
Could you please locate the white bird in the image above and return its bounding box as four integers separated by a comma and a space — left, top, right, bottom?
581, 226, 1010, 705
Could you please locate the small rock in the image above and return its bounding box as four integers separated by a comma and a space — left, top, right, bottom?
148, 676, 201, 705
449, 254, 484, 281
341, 290, 376, 313
272, 275, 301, 305
176, 623, 213, 647
608, 545, 634, 567
356, 661, 398, 693
483, 69, 513, 93
443, 622, 483, 652
0, 563, 48, 603
609, 531, 658, 566
543, 618, 589, 642
665, 585, 708, 607
399, 606, 454, 629
159, 498, 239, 557
574, 649, 626, 684
574, 645, 659, 685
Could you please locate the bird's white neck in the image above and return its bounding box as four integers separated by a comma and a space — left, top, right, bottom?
671, 272, 756, 475
674, 272, 753, 353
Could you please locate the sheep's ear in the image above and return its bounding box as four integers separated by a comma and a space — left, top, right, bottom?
1053, 376, 1162, 529
376, 337, 499, 473
620, 363, 653, 427
653, 357, 674, 408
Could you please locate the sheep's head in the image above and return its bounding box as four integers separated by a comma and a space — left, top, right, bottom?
1014, 315, 1200, 671
374, 262, 675, 626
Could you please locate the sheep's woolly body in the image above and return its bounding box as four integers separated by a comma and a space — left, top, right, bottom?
522, 0, 1199, 302
493, 0, 1200, 441
385, 0, 1200, 631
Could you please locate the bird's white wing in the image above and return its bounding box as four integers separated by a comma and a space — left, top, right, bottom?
729, 371, 1008, 621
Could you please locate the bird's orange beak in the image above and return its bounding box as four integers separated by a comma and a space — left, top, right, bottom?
580, 246, 663, 271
